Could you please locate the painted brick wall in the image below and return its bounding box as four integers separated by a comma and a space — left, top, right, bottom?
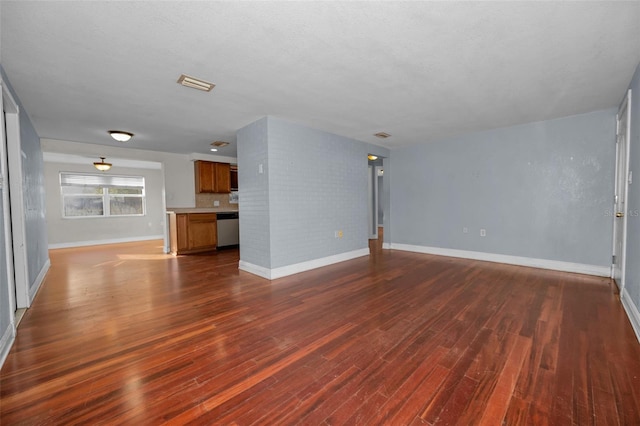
237, 116, 390, 271
237, 117, 271, 268
267, 118, 373, 268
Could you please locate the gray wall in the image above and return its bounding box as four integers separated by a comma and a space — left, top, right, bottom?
44, 161, 165, 246
390, 108, 616, 266
237, 116, 389, 269
18, 94, 49, 288
624, 61, 640, 316
1, 65, 49, 300
0, 65, 49, 358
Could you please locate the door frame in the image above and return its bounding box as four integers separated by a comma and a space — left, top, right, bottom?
611, 88, 632, 290
368, 164, 378, 239
1, 79, 30, 309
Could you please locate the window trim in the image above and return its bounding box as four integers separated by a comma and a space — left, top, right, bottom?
59, 172, 147, 219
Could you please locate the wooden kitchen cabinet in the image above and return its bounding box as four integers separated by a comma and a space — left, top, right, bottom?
195, 160, 231, 193
173, 213, 189, 252
214, 162, 231, 193
169, 212, 217, 254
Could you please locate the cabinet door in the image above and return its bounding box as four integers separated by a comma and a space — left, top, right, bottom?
175, 214, 190, 252
214, 163, 231, 193
195, 161, 215, 193
188, 213, 217, 250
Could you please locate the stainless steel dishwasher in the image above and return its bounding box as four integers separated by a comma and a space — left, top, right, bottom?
217, 212, 239, 248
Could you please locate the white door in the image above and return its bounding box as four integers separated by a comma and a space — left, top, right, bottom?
1, 81, 29, 309
612, 89, 632, 289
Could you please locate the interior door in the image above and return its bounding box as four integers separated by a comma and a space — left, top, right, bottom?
612, 89, 632, 289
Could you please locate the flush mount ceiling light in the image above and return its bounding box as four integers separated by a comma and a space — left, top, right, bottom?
93, 157, 112, 171
108, 131, 134, 142
177, 74, 215, 92
374, 132, 391, 139
368, 154, 378, 161
211, 141, 229, 147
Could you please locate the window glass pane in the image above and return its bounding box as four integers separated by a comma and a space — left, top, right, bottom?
60, 172, 145, 218
108, 187, 143, 195
110, 196, 143, 215
63, 196, 104, 217
61, 173, 144, 188
61, 185, 104, 195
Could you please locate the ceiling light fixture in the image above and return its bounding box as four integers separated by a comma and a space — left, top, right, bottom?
177, 74, 215, 92
374, 132, 391, 139
368, 155, 378, 161
108, 131, 134, 142
211, 141, 229, 147
93, 157, 112, 171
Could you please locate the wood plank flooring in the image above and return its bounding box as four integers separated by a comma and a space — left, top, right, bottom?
1, 240, 640, 425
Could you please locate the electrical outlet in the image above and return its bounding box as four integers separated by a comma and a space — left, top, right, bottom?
463, 227, 468, 234
213, 200, 220, 207
480, 229, 486, 237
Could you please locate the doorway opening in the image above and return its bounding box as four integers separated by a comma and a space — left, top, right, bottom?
368, 154, 384, 251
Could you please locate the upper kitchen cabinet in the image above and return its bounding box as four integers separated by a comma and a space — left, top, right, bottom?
215, 162, 231, 193
195, 160, 231, 193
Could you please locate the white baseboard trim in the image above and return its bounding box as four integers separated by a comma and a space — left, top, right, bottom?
0, 323, 16, 370
382, 242, 391, 250
28, 259, 51, 305
239, 248, 370, 280
621, 289, 640, 344
389, 243, 611, 277
238, 261, 272, 280
49, 235, 164, 250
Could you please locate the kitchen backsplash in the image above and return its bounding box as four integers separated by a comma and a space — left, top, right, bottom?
195, 192, 238, 209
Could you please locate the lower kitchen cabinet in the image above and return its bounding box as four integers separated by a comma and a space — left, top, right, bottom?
169, 212, 217, 254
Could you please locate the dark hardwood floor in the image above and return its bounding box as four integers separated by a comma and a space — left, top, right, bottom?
1, 240, 640, 425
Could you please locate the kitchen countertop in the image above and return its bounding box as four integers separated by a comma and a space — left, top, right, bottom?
166, 208, 239, 214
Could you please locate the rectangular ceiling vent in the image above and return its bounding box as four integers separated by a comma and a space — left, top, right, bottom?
374, 132, 391, 139
177, 74, 215, 92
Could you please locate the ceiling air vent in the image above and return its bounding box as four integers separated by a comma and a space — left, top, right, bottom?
211, 141, 229, 147
177, 74, 215, 92
374, 132, 391, 139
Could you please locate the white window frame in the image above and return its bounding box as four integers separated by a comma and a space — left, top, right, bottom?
60, 172, 146, 219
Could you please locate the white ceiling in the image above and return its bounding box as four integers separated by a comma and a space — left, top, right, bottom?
2, 1, 639, 158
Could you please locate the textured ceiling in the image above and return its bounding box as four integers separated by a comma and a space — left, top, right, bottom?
2, 1, 639, 158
